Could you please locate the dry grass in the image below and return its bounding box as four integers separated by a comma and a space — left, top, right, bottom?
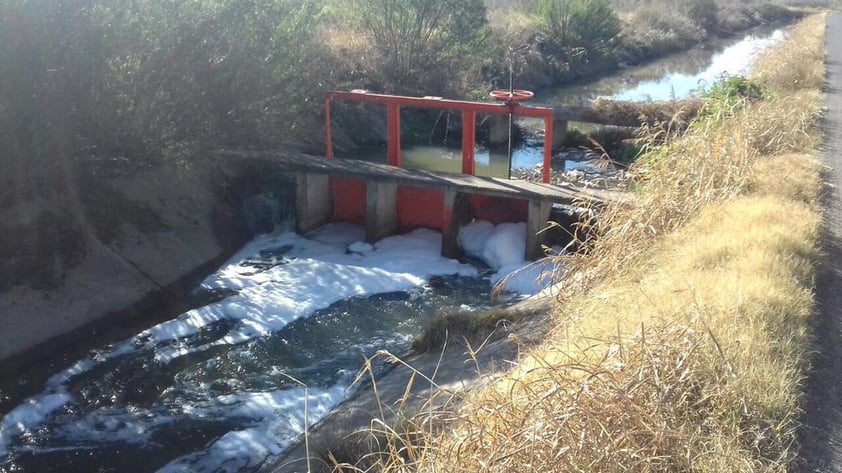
405, 154, 822, 472
322, 14, 826, 473
579, 98, 704, 127
751, 14, 826, 94
411, 308, 535, 353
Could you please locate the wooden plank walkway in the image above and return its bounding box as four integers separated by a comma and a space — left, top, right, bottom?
219, 149, 625, 206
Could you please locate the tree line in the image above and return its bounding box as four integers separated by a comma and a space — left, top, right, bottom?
0, 0, 796, 199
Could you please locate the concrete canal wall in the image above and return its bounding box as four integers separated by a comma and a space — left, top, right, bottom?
0, 155, 294, 371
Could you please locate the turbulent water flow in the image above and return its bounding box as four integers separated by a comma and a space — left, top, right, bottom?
0, 223, 537, 473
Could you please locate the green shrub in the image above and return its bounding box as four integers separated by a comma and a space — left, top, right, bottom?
562, 128, 589, 147
535, 0, 621, 55
704, 75, 770, 116
344, 0, 490, 94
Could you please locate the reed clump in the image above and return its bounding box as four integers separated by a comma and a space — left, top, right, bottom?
411, 308, 537, 353
581, 98, 704, 127
323, 14, 826, 473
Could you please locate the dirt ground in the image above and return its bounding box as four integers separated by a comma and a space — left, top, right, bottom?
794, 12, 842, 473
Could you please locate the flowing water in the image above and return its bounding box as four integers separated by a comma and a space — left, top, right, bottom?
535, 26, 784, 105
0, 224, 505, 473
0, 26, 786, 473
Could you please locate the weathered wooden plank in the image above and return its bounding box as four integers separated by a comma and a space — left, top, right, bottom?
219, 149, 625, 206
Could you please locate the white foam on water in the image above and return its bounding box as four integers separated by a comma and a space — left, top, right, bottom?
493, 260, 556, 295
459, 221, 556, 295
130, 226, 475, 355
156, 384, 347, 473
481, 222, 527, 269
0, 392, 73, 457
0, 224, 478, 463
458, 220, 495, 258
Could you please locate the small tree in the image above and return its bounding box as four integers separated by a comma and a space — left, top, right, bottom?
347, 0, 489, 93
535, 0, 620, 55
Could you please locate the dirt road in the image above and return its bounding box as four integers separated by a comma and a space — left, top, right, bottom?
795, 12, 842, 473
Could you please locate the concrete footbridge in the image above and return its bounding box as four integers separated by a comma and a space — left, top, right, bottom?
219, 148, 623, 260
224, 90, 630, 261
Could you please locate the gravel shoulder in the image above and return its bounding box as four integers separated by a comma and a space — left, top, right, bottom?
794, 12, 842, 473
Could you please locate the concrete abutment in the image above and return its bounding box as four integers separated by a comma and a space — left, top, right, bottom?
294, 172, 556, 261
365, 182, 398, 243
295, 173, 332, 234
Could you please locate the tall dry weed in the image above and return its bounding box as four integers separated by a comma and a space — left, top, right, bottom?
561, 79, 820, 291
751, 14, 826, 94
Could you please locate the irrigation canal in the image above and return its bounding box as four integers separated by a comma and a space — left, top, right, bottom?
0, 25, 784, 473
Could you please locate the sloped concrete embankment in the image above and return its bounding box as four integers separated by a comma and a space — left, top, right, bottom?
0, 154, 295, 406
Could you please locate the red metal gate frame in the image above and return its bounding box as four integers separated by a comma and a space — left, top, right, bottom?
325, 90, 555, 183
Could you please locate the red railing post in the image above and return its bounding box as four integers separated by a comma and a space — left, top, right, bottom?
327, 90, 556, 178
325, 95, 334, 159
461, 110, 476, 175
386, 103, 401, 167
543, 116, 553, 183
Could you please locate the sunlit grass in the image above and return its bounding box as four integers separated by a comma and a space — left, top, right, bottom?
751, 14, 826, 94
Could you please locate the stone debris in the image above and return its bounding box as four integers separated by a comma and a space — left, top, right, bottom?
514, 147, 633, 191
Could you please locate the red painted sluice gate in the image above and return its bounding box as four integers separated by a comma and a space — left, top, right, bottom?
329, 176, 529, 232
470, 195, 528, 224
330, 177, 367, 225
324, 90, 550, 239
397, 187, 445, 230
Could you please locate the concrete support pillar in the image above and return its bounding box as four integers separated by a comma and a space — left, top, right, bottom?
526, 199, 553, 260
441, 189, 472, 258
365, 182, 398, 243
296, 173, 331, 234
552, 119, 568, 149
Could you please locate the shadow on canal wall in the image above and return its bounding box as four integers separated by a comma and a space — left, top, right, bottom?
0, 155, 296, 404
